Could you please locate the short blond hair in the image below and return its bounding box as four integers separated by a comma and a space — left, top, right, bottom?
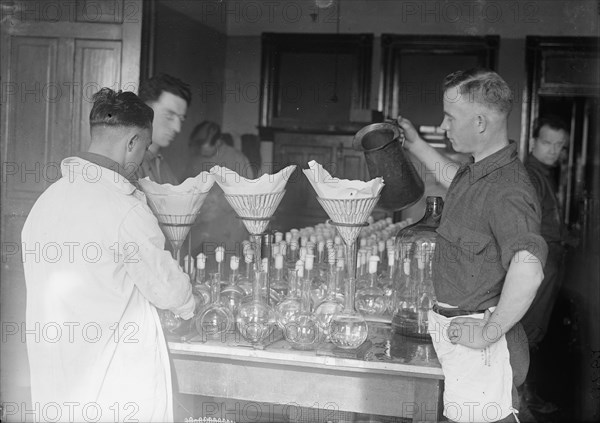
443, 68, 513, 115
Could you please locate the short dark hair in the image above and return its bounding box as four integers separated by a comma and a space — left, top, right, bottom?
189, 121, 221, 148
443, 68, 513, 115
89, 88, 153, 130
138, 73, 192, 106
533, 115, 570, 138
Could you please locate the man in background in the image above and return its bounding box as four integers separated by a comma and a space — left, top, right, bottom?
137, 73, 191, 184
185, 121, 254, 258
520, 115, 570, 415
22, 88, 196, 422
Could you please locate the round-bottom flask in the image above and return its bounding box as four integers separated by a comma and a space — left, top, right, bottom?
314, 262, 344, 341
158, 309, 183, 333
195, 273, 234, 339
330, 277, 368, 349
276, 268, 302, 329
236, 272, 277, 344
284, 264, 320, 350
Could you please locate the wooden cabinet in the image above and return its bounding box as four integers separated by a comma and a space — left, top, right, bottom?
268, 130, 369, 231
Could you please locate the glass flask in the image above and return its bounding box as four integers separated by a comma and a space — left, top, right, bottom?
355, 255, 387, 316
220, 256, 245, 315
270, 254, 288, 296
284, 264, 320, 350
381, 248, 396, 314
313, 259, 344, 342
237, 246, 255, 296
276, 267, 302, 329
195, 273, 234, 338
157, 309, 183, 333
236, 272, 278, 344
329, 277, 368, 349
392, 196, 443, 338
192, 253, 210, 313
214, 246, 228, 286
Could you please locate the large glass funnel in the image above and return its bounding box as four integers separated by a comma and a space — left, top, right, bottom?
143, 191, 210, 263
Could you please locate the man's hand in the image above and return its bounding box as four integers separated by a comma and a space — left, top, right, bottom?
447, 310, 503, 349
396, 115, 425, 151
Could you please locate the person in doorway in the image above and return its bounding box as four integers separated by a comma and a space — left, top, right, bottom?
519, 115, 570, 414
137, 73, 191, 184
184, 121, 255, 258
397, 68, 547, 422
22, 88, 196, 422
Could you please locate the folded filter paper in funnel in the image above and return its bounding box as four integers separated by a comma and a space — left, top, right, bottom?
138, 174, 215, 256
223, 191, 286, 235
317, 196, 380, 245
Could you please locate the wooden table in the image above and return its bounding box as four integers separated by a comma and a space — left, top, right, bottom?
169, 323, 444, 422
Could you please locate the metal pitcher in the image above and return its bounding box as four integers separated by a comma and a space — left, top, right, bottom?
353, 122, 424, 211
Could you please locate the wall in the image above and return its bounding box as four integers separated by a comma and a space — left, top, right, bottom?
153, 1, 227, 181
220, 0, 597, 140
216, 0, 597, 219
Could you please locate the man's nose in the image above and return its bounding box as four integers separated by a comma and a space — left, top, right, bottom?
172, 118, 182, 134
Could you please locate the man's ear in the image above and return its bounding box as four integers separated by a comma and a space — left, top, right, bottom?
475, 114, 487, 133
127, 134, 139, 152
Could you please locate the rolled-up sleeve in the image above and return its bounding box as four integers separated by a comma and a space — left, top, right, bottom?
489, 186, 548, 270
118, 203, 195, 319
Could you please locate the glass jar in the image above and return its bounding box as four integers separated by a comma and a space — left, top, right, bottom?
392, 196, 443, 338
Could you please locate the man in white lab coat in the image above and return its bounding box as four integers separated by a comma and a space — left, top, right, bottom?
21, 88, 196, 422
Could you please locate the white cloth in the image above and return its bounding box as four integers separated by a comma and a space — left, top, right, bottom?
21, 157, 195, 422
427, 310, 514, 423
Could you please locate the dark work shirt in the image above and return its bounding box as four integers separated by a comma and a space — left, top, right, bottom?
433, 142, 548, 311
524, 155, 564, 244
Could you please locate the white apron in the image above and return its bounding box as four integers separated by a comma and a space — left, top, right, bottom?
428, 310, 515, 422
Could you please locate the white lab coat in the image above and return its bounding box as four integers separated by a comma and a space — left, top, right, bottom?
21, 156, 195, 422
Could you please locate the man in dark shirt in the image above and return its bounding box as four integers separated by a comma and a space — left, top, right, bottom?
397, 68, 547, 422
520, 115, 569, 414
137, 73, 191, 184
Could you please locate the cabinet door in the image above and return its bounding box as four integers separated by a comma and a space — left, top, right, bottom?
271, 132, 367, 231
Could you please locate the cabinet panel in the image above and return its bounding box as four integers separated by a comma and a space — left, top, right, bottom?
72, 39, 122, 152
271, 132, 368, 231
5, 36, 58, 199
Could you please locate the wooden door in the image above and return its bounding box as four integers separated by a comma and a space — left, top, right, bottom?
522, 36, 600, 422
0, 0, 142, 412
